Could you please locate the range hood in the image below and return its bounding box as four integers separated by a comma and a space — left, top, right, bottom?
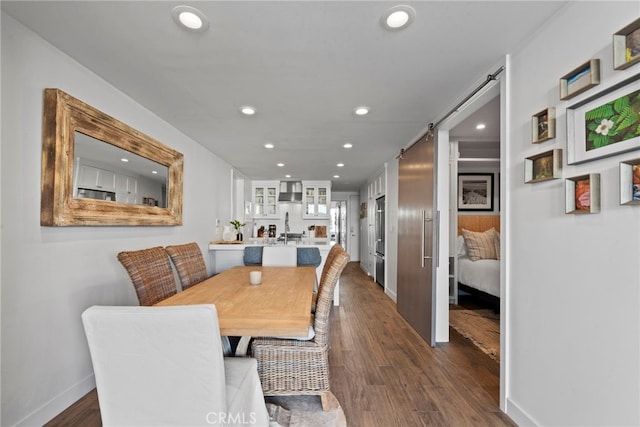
278, 181, 303, 203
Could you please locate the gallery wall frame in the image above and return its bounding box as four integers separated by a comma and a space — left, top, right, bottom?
559, 59, 600, 101
565, 173, 600, 214
566, 73, 640, 165
613, 17, 640, 70
458, 173, 494, 211
619, 157, 640, 206
525, 149, 562, 183
531, 107, 556, 143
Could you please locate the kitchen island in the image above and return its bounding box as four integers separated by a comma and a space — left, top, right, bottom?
208, 240, 340, 305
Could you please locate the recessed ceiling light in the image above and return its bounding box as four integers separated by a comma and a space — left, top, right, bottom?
285, 174, 291, 178
264, 143, 274, 149
337, 163, 344, 167
381, 5, 415, 31
277, 163, 285, 167
240, 106, 256, 115
343, 143, 353, 149
172, 6, 209, 32
476, 123, 486, 130
354, 106, 370, 116
152, 170, 158, 174
121, 158, 129, 162
333, 175, 340, 179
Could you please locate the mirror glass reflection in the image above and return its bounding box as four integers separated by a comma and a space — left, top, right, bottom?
73, 131, 168, 208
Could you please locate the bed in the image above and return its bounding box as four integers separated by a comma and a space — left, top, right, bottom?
456, 215, 500, 309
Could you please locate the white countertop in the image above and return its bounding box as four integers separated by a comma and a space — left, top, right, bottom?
209, 239, 334, 251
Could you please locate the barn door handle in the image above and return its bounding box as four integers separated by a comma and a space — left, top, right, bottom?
421, 210, 433, 268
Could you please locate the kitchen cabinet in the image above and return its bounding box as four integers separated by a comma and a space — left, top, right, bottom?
76, 165, 116, 192
302, 181, 330, 219
368, 170, 385, 199
252, 181, 280, 218
116, 174, 138, 195
116, 174, 138, 204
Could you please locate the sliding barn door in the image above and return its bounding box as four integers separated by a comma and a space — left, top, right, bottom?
397, 133, 437, 346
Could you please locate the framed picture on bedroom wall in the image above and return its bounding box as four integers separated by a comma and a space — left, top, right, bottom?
458, 173, 494, 211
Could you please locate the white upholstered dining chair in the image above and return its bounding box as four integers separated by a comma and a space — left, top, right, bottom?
261, 245, 297, 266
82, 304, 269, 427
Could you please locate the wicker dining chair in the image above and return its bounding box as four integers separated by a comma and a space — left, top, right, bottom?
165, 242, 209, 290
165, 242, 235, 356
117, 246, 177, 306
311, 244, 344, 312
251, 249, 350, 411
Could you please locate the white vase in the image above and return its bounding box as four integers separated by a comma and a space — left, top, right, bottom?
222, 226, 237, 242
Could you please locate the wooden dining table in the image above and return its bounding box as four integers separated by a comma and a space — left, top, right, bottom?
155, 265, 316, 356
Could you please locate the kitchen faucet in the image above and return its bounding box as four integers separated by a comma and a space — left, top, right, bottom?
284, 212, 290, 244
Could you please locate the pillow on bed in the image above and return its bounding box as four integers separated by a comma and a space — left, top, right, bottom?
456, 235, 467, 257
461, 228, 499, 261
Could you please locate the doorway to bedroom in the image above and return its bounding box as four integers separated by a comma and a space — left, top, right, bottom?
448, 92, 502, 366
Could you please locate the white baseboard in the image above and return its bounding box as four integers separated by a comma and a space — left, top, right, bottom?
506, 397, 539, 426
15, 375, 96, 427
385, 288, 397, 303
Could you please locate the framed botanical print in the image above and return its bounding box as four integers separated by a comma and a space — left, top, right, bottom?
567, 73, 640, 164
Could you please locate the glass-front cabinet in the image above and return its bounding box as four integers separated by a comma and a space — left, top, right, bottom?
252, 180, 280, 218
302, 181, 331, 219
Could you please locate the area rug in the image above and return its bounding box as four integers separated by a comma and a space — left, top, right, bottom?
449, 308, 500, 362
266, 393, 347, 427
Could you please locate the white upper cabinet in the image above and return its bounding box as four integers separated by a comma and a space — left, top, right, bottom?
368, 170, 385, 199
116, 174, 138, 204
252, 180, 280, 218
302, 181, 331, 219
76, 165, 116, 192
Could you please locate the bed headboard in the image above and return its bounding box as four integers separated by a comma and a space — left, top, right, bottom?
457, 215, 500, 235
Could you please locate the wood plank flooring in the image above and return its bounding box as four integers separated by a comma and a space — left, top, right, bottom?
46, 261, 514, 426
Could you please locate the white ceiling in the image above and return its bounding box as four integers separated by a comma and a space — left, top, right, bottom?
2, 1, 567, 191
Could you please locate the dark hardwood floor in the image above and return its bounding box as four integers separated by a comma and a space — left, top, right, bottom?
46, 261, 514, 426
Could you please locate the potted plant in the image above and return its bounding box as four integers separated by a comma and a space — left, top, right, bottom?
230, 220, 246, 241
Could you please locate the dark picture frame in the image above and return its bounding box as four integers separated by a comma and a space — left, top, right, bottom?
567, 73, 640, 165
458, 173, 494, 211
613, 17, 640, 70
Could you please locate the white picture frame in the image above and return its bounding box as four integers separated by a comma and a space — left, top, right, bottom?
566, 73, 640, 165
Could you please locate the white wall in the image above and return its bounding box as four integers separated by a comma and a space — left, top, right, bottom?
1, 14, 233, 426
385, 160, 399, 302
505, 3, 639, 425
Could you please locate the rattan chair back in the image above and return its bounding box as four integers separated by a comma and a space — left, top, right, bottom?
313, 249, 350, 346
165, 242, 209, 290
117, 246, 177, 306
317, 244, 344, 294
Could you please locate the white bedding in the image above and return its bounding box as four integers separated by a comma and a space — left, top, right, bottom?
457, 255, 500, 297
456, 235, 500, 297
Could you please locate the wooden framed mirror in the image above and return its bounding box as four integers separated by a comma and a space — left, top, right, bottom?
41, 89, 183, 226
